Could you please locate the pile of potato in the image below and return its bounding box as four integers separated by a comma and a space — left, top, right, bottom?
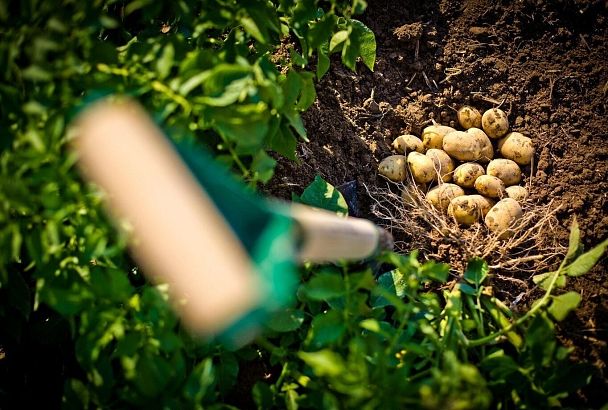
378, 106, 534, 238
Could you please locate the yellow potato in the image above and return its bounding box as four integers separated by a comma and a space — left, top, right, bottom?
466, 127, 494, 163
487, 159, 521, 186
498, 132, 534, 165
407, 152, 435, 184
426, 149, 455, 182
392, 134, 424, 154
426, 183, 465, 211
506, 185, 528, 202
421, 124, 456, 150
474, 175, 506, 198
378, 155, 407, 182
457, 106, 482, 129
442, 131, 482, 161
453, 163, 485, 188
470, 195, 495, 217
484, 198, 523, 238
481, 108, 509, 139
448, 195, 487, 226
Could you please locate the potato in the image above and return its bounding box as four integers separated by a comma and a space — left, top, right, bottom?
378, 155, 407, 182
484, 198, 523, 238
506, 185, 528, 202
498, 132, 534, 165
453, 162, 485, 188
457, 106, 482, 129
421, 124, 456, 150
392, 134, 424, 154
487, 159, 521, 186
448, 195, 487, 226
426, 183, 465, 211
442, 131, 482, 161
466, 128, 494, 163
481, 108, 509, 139
407, 152, 436, 184
474, 175, 506, 198
470, 195, 495, 217
426, 149, 455, 182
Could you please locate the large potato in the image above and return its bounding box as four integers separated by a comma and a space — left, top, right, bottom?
457, 106, 482, 129
378, 155, 407, 182
442, 131, 482, 161
426, 183, 465, 212
487, 159, 521, 186
481, 108, 509, 139
448, 195, 490, 226
484, 198, 523, 238
421, 124, 456, 150
426, 149, 455, 182
407, 152, 435, 184
506, 185, 528, 202
453, 162, 485, 188
498, 132, 534, 165
474, 175, 506, 198
392, 134, 424, 154
466, 128, 494, 163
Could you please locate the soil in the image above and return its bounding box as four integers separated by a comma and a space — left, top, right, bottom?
266, 0, 608, 406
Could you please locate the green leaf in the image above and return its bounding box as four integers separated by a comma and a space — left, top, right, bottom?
269, 123, 298, 161
421, 260, 450, 283
350, 20, 376, 71
532, 271, 567, 291
298, 349, 345, 377
308, 310, 345, 348
296, 72, 316, 111
329, 30, 349, 52
302, 272, 345, 300
267, 308, 305, 332
548, 292, 581, 321
298, 175, 348, 215
251, 151, 276, 183
253, 382, 274, 409
156, 43, 175, 79
464, 258, 488, 287
565, 238, 608, 277
566, 216, 581, 261
317, 43, 330, 79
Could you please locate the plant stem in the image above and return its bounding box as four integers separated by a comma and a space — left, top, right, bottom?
466, 257, 567, 347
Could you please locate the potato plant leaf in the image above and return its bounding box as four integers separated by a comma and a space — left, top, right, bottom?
298, 175, 348, 215
298, 349, 345, 377
464, 257, 488, 287
565, 238, 608, 277
548, 291, 581, 321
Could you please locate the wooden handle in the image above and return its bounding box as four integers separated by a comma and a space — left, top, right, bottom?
73, 99, 261, 335
290, 204, 381, 262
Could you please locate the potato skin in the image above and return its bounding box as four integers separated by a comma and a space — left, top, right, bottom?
484, 198, 523, 238
487, 159, 521, 186
481, 108, 509, 139
453, 163, 485, 188
498, 132, 534, 165
392, 134, 424, 154
466, 128, 494, 163
422, 125, 456, 150
426, 183, 465, 211
426, 149, 455, 182
378, 155, 407, 182
506, 185, 528, 202
407, 152, 436, 184
470, 195, 495, 217
442, 131, 482, 161
474, 175, 506, 198
448, 195, 491, 226
457, 106, 482, 129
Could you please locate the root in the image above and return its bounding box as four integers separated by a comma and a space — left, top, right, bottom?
365, 177, 566, 300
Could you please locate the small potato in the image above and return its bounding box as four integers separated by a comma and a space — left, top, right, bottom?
457, 106, 482, 129
466, 128, 494, 163
484, 198, 523, 238
498, 132, 534, 165
481, 108, 509, 139
426, 183, 465, 211
453, 163, 485, 188
426, 149, 455, 182
506, 185, 528, 202
442, 131, 482, 161
378, 155, 407, 182
474, 175, 506, 198
392, 134, 424, 154
421, 125, 456, 150
448, 195, 485, 226
487, 159, 521, 186
407, 152, 435, 184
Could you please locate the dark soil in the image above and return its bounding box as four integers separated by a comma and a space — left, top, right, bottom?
266, 0, 608, 406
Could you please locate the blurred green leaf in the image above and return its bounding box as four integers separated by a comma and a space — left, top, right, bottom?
267, 308, 305, 332
565, 238, 608, 277
464, 258, 488, 287
298, 175, 348, 215
308, 310, 345, 348
298, 349, 345, 377
302, 272, 345, 300
548, 292, 581, 321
